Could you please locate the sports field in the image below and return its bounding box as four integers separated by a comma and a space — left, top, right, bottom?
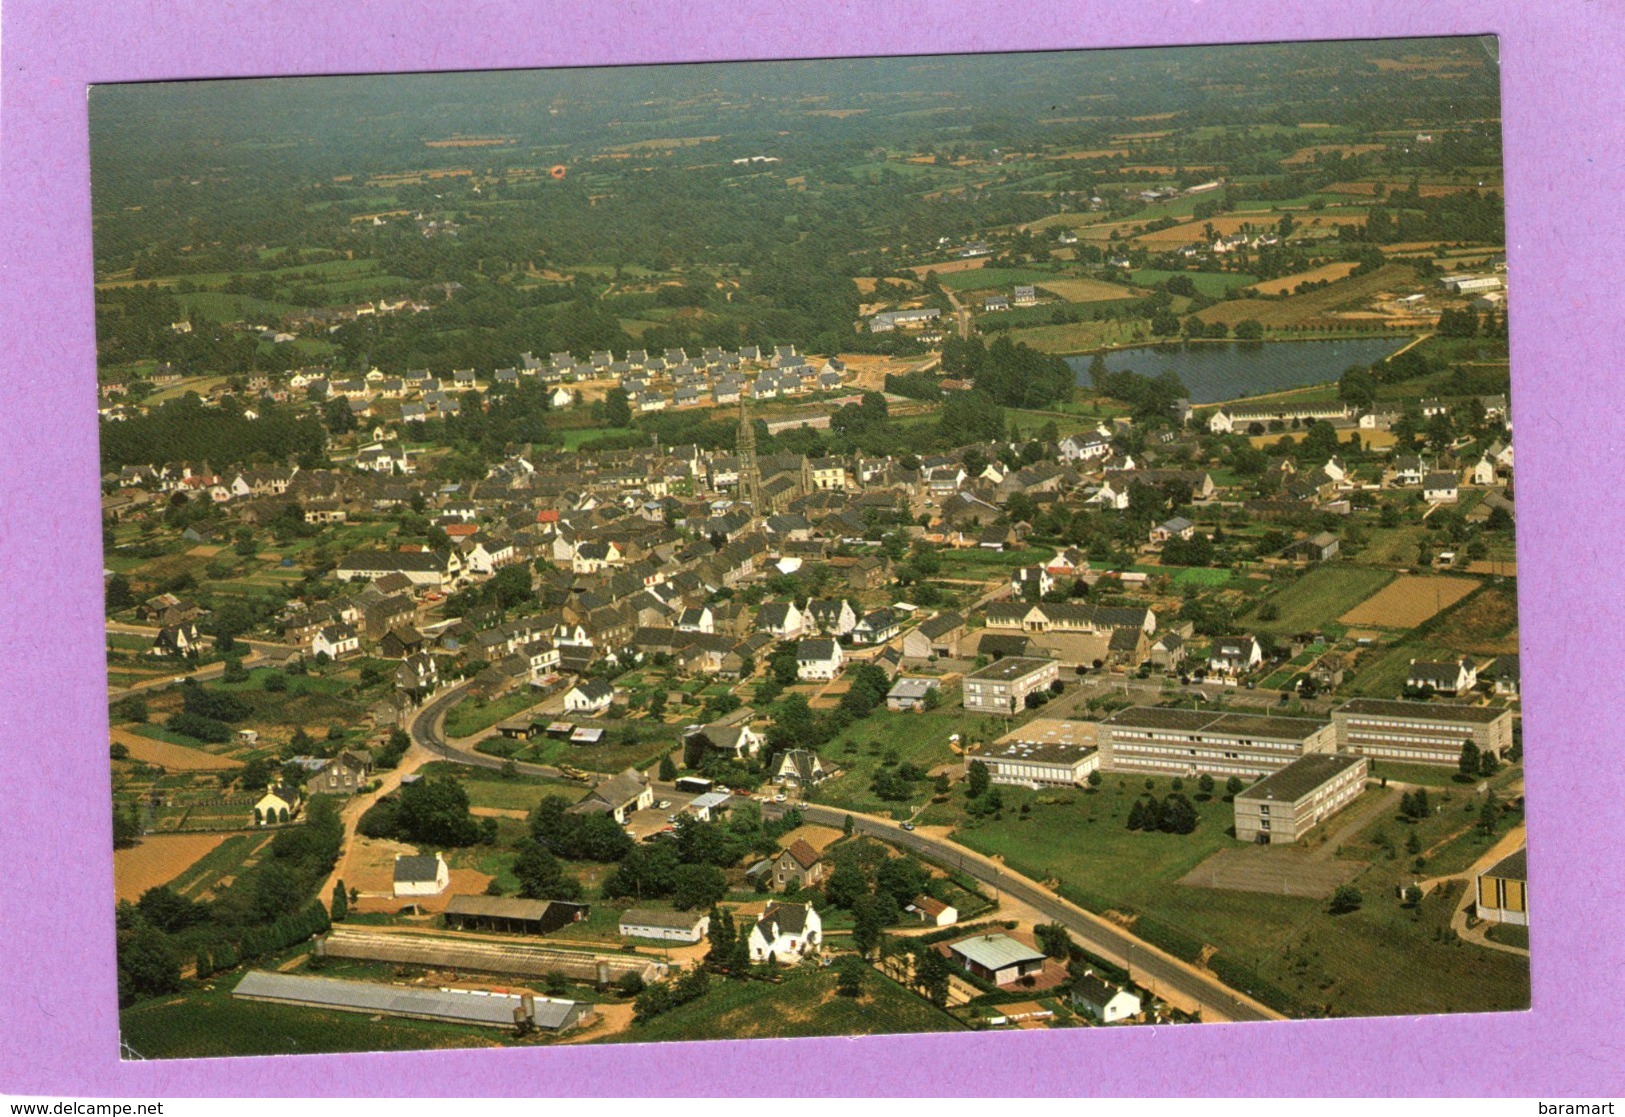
1339, 574, 1480, 628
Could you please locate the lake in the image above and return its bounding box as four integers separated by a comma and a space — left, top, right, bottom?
1067, 337, 1412, 404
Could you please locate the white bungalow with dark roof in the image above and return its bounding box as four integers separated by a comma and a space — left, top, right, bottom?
1407, 658, 1478, 695
564, 677, 615, 714
392, 852, 449, 897
1071, 972, 1143, 1023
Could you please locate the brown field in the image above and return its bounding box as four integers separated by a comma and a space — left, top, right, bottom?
423, 136, 515, 148
112, 726, 242, 771
1427, 583, 1519, 655
1111, 131, 1172, 141
1037, 278, 1141, 303
904, 257, 988, 277
115, 833, 229, 903
1339, 574, 1481, 628
1322, 180, 1483, 198
1281, 143, 1388, 165
605, 135, 720, 152
1196, 264, 1419, 328
1465, 560, 1517, 577
1048, 148, 1133, 160
1248, 261, 1361, 295
1133, 212, 1364, 248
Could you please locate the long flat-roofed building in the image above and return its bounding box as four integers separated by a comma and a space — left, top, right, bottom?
1332, 698, 1514, 766
1100, 706, 1336, 779
232, 971, 592, 1032
1233, 753, 1368, 843
962, 656, 1059, 715
972, 719, 1101, 788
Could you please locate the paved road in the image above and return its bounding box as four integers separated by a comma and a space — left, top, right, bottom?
409, 683, 1280, 1022
944, 288, 971, 340
765, 801, 1281, 1024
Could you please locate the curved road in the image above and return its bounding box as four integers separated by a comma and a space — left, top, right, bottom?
408, 684, 1280, 1024
769, 802, 1280, 1024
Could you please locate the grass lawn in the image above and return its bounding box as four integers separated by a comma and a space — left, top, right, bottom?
1344, 637, 1459, 697
950, 770, 1528, 1018
561, 426, 633, 449
1130, 268, 1258, 297
1247, 564, 1395, 634
1355, 524, 1429, 566
478, 729, 676, 776
456, 771, 590, 813
809, 708, 974, 820
1484, 923, 1529, 950
600, 963, 962, 1043
443, 691, 546, 739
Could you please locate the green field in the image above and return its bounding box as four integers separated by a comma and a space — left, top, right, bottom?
1248, 564, 1395, 634
601, 963, 962, 1043
1130, 268, 1258, 297
119, 972, 515, 1058
163, 834, 270, 898
810, 707, 972, 820
443, 691, 547, 739
935, 266, 1059, 291
951, 773, 1529, 1018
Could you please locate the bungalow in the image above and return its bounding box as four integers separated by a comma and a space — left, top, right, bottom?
747, 901, 822, 963
906, 895, 959, 927
1071, 972, 1143, 1024
1485, 654, 1520, 698
796, 638, 844, 682
392, 853, 450, 898
1423, 471, 1460, 504
564, 678, 615, 714
1475, 847, 1528, 927
886, 676, 941, 712
1149, 517, 1194, 545
945, 933, 1047, 986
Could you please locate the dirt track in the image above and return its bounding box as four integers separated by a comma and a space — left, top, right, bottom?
112, 726, 242, 771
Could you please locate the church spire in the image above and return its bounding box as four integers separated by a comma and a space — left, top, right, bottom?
737, 395, 762, 515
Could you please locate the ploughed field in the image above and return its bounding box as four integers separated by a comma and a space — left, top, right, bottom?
1339, 574, 1481, 628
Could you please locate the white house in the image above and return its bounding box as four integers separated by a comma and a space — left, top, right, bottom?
1423, 471, 1460, 504
392, 853, 450, 898
548, 386, 574, 409
1071, 972, 1143, 1024
747, 901, 822, 964
564, 678, 615, 714
684, 722, 763, 760
1208, 635, 1263, 677
253, 783, 301, 827
312, 622, 360, 661
796, 638, 844, 682
1407, 658, 1478, 695
756, 600, 806, 640
906, 895, 959, 927
1471, 456, 1497, 485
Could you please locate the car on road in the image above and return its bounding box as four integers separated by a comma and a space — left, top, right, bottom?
900, 822, 915, 831
656, 799, 671, 809
773, 793, 787, 803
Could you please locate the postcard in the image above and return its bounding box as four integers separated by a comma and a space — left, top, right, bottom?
89, 37, 1530, 1061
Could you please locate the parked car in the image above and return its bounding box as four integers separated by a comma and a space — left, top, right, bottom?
656, 799, 671, 809
900, 822, 915, 831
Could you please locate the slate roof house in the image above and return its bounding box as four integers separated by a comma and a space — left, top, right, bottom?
747, 901, 822, 963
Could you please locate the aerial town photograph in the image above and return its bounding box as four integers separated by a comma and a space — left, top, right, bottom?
92, 37, 1526, 1059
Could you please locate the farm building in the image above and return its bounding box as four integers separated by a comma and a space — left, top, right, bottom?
1232, 753, 1369, 844
619, 908, 710, 943
442, 895, 588, 936
1331, 698, 1514, 766
232, 971, 591, 1032
316, 926, 665, 985
945, 934, 1047, 986
567, 767, 654, 823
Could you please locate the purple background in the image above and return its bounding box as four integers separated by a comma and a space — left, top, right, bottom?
2, 0, 1621, 1097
